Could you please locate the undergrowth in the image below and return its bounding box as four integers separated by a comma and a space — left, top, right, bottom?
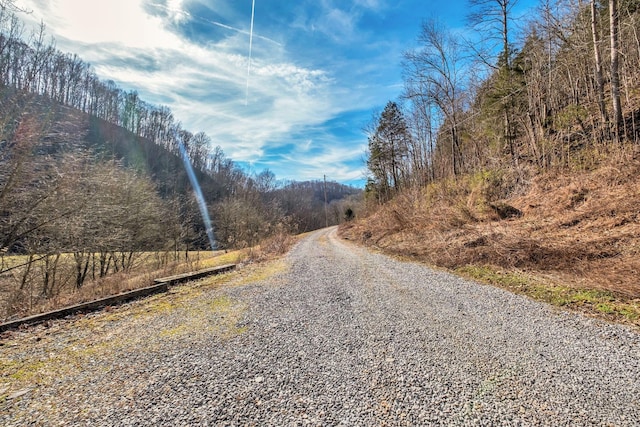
341, 151, 640, 328
0, 231, 296, 322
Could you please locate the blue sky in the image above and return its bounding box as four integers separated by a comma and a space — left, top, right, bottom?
15, 0, 534, 186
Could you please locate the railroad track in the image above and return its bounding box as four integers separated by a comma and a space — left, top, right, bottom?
0, 264, 236, 332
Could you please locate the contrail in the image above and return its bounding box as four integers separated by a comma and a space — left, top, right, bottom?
149, 2, 280, 45
245, 0, 256, 106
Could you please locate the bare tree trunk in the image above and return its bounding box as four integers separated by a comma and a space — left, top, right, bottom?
450, 126, 459, 176
610, 0, 623, 141
19, 253, 34, 290
591, 0, 607, 129
41, 253, 61, 298
74, 251, 90, 289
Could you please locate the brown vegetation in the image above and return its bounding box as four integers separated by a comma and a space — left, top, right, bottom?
355, 0, 640, 328
0, 229, 298, 323
342, 151, 640, 327
0, 251, 226, 322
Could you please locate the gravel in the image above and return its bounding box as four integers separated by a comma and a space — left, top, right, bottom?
2, 227, 639, 426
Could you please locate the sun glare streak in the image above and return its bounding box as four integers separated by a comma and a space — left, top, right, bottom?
177, 139, 217, 251
245, 0, 256, 106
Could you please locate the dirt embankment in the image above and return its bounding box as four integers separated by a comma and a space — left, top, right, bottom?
340, 158, 640, 326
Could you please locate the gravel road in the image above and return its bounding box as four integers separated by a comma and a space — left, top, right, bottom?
2, 227, 639, 426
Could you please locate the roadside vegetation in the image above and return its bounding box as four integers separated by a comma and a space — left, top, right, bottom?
0, 230, 297, 322
341, 155, 640, 327
1, 249, 235, 322
341, 0, 640, 328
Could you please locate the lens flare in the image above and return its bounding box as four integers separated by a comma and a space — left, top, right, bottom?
177, 140, 217, 251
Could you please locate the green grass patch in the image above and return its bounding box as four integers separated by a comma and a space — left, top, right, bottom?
456, 265, 531, 290
0, 255, 30, 270
197, 249, 246, 269
456, 265, 640, 326
2, 360, 47, 382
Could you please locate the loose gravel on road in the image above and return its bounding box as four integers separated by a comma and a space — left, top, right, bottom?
1, 227, 639, 426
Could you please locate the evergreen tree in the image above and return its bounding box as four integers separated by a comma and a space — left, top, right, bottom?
367, 101, 412, 202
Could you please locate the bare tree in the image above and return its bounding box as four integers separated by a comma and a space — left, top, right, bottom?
468, 0, 522, 164
403, 83, 436, 184
609, 0, 623, 141
0, 0, 28, 14
468, 0, 519, 70
591, 0, 607, 126
403, 20, 468, 176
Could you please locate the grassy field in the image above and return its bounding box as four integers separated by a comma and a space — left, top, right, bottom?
0, 249, 247, 322
0, 231, 296, 323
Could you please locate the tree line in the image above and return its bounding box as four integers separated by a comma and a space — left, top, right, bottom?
367, 0, 640, 201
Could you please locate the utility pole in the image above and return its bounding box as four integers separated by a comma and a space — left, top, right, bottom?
324, 175, 328, 228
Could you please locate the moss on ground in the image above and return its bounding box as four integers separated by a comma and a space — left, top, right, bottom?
0, 257, 288, 406
456, 265, 640, 327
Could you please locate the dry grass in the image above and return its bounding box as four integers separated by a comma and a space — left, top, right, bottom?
0, 230, 299, 323
340, 154, 640, 328
244, 232, 298, 263
0, 249, 246, 322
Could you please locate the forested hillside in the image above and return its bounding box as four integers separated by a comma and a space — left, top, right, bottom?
343, 0, 640, 325
0, 2, 361, 318
365, 0, 640, 196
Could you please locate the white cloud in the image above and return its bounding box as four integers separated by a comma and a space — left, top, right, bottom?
18, 0, 182, 49
354, 0, 387, 10
279, 143, 368, 182
317, 7, 357, 41
165, 0, 188, 22
13, 0, 375, 183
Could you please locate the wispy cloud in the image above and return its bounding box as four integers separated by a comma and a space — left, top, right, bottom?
147, 1, 281, 46
13, 0, 408, 184
279, 143, 368, 182
147, 0, 190, 24
292, 0, 386, 43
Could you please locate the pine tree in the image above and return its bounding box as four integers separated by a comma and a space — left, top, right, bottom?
367, 101, 412, 202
